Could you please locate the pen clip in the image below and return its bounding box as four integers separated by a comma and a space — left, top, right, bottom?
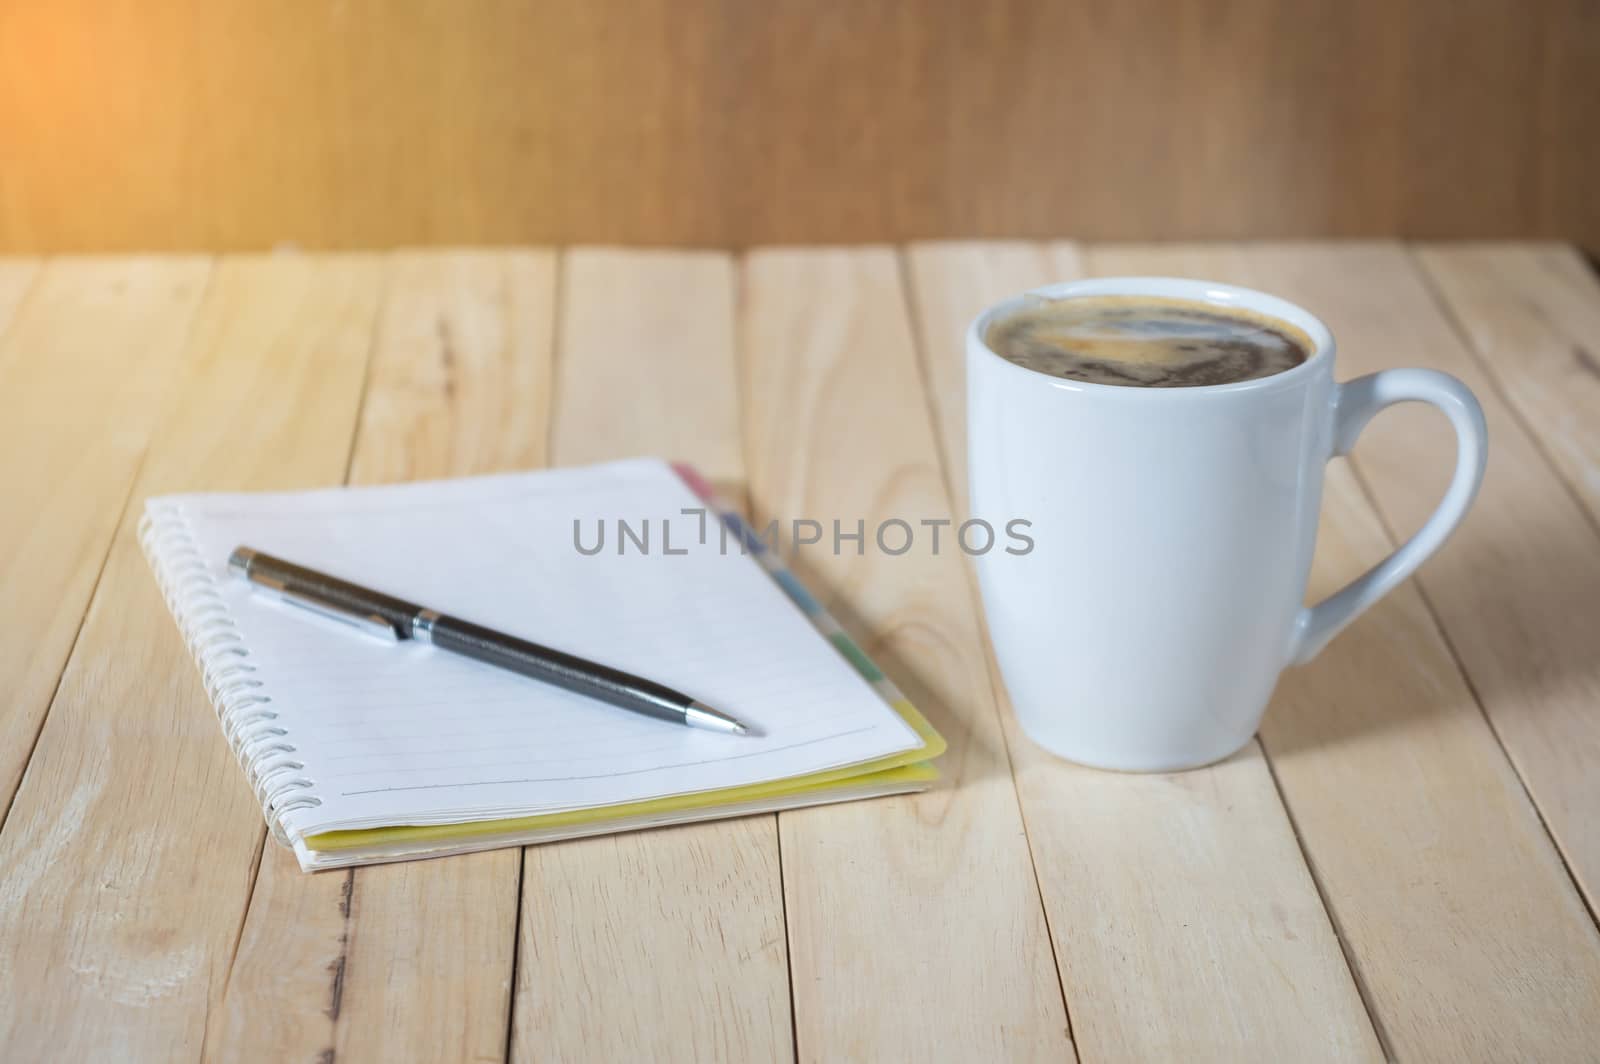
248, 573, 401, 642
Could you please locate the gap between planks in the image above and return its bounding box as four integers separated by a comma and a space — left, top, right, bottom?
1407, 242, 1600, 912
894, 247, 1079, 1052
1087, 241, 1600, 1060
12, 244, 1600, 1056
903, 241, 1382, 1062
1409, 243, 1600, 927
0, 257, 214, 831
512, 247, 793, 1063
209, 250, 549, 1064
0, 254, 382, 1060
740, 246, 1078, 1061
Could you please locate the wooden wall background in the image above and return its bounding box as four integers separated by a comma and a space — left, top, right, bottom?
1, 0, 1596, 252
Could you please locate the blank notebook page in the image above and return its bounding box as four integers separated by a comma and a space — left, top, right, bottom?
156, 458, 921, 840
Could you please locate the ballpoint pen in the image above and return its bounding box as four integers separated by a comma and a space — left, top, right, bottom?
227, 546, 750, 735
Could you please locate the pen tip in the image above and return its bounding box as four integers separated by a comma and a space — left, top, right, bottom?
686, 701, 751, 735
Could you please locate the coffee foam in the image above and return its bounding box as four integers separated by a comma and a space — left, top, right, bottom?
986, 294, 1313, 388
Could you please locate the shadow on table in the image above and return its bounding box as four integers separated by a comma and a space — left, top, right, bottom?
779, 548, 1007, 793
1261, 511, 1600, 762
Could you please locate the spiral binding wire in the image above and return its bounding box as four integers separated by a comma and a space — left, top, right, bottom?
139, 503, 321, 846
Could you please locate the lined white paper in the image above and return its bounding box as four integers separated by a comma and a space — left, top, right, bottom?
150, 459, 922, 839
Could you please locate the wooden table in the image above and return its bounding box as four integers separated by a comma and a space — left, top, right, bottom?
2, 243, 1599, 1062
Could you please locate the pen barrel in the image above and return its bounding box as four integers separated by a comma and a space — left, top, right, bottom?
233, 549, 424, 635
424, 616, 689, 724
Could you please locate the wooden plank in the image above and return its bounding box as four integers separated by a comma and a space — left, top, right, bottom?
1412, 242, 1600, 909
1270, 467, 1600, 1059
1228, 241, 1600, 915
0, 255, 383, 1060
1089, 242, 1600, 1058
206, 250, 553, 1063
510, 249, 792, 1062
0, 259, 39, 334
905, 242, 1382, 1061
740, 247, 1074, 1061
349, 250, 556, 486
0, 257, 210, 819
1416, 244, 1600, 528
547, 249, 745, 488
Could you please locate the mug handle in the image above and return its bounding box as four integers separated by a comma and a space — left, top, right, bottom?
1287, 368, 1488, 665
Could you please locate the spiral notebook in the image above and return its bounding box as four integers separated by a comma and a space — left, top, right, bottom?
140, 458, 944, 871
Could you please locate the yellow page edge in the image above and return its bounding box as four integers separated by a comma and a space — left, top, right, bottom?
308, 701, 941, 851
308, 462, 948, 853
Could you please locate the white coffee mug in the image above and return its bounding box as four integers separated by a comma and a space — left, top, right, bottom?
967, 277, 1488, 771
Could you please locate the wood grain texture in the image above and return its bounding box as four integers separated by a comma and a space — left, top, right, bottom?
1, 3, 1596, 252
1412, 242, 1600, 911
1092, 241, 1600, 1058
512, 249, 792, 1063
1270, 466, 1600, 1061
742, 248, 1075, 1061
1416, 244, 1600, 527
350, 250, 556, 486
5, 243, 1598, 1057
548, 250, 745, 492
207, 251, 552, 1064
905, 242, 1382, 1061
330, 252, 546, 1064
1221, 243, 1600, 922
206, 848, 353, 1062
0, 255, 382, 1059
0, 257, 209, 819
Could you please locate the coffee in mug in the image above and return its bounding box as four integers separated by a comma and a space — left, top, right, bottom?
984, 294, 1311, 388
